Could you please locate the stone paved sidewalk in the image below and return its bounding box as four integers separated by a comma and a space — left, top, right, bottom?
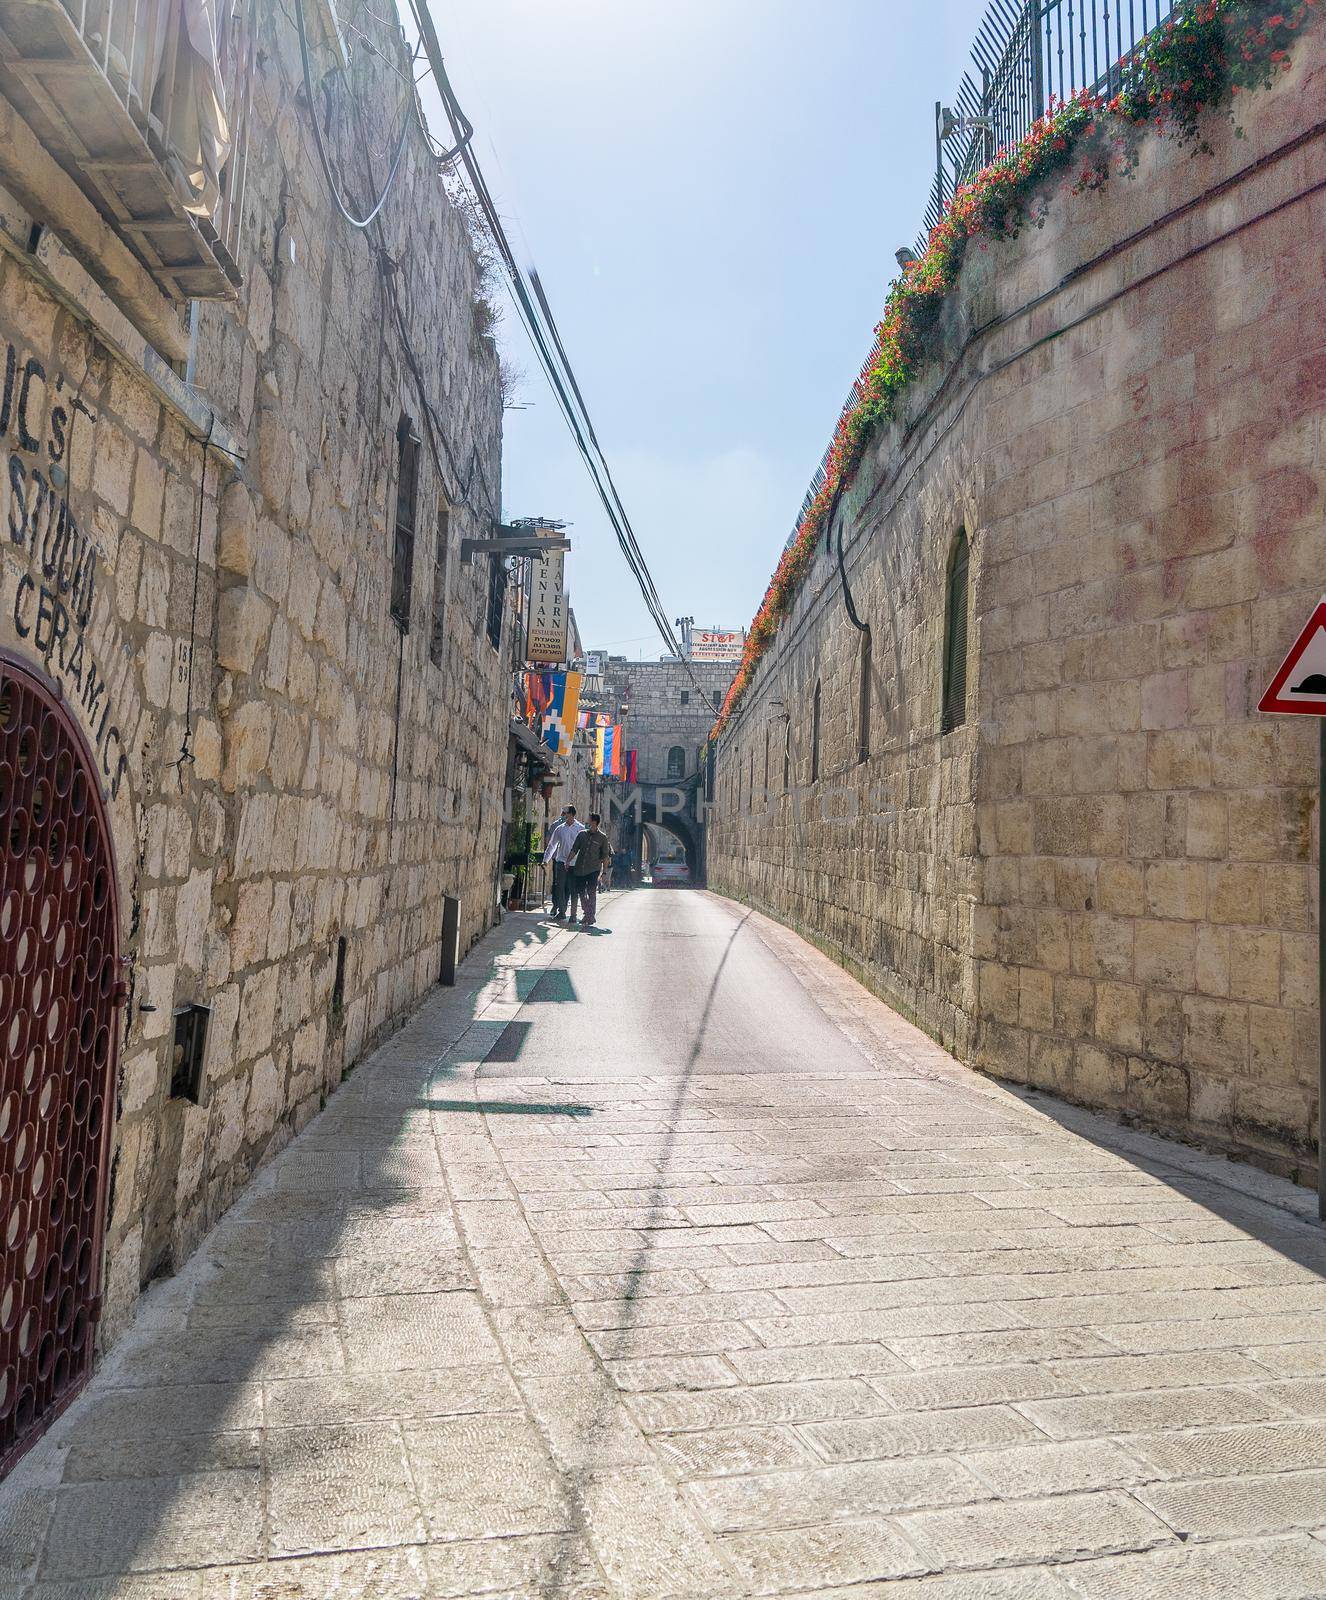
3, 890, 1326, 1597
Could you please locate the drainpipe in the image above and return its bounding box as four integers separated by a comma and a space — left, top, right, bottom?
828, 481, 870, 640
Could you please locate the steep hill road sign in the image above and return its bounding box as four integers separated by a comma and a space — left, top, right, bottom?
1258, 597, 1326, 715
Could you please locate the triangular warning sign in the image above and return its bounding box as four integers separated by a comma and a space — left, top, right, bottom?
1258, 597, 1326, 716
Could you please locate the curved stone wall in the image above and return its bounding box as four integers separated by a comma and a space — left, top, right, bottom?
710, 28, 1326, 1175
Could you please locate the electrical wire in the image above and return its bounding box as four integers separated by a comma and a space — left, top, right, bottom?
292, 0, 413, 228
404, 0, 704, 685
347, 95, 497, 518
289, 1, 496, 519
295, 0, 697, 680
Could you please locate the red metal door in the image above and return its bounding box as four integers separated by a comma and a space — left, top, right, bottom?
0, 649, 120, 1477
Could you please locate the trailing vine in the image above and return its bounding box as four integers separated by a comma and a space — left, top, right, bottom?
714, 0, 1320, 736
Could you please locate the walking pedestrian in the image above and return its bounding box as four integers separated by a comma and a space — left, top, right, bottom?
542, 805, 585, 922
567, 812, 612, 928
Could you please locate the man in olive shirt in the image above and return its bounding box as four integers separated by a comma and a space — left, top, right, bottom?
567, 813, 612, 927
543, 805, 584, 921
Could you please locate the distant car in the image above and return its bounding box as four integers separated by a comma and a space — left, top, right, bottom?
651, 861, 690, 888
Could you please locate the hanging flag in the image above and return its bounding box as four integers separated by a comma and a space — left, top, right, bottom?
593, 722, 607, 775
524, 670, 553, 728
577, 711, 591, 732
626, 749, 638, 784
540, 671, 583, 756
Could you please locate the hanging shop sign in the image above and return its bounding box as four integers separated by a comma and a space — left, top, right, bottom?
527, 547, 568, 664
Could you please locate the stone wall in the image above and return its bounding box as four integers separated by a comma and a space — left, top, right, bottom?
0, 1, 509, 1346
710, 28, 1326, 1176
606, 656, 737, 785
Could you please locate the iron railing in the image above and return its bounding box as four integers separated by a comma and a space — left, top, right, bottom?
783, 0, 1182, 551
919, 0, 1183, 250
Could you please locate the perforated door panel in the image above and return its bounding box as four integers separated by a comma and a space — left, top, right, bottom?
0, 650, 119, 1477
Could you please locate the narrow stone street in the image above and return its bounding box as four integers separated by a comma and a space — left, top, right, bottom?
4, 889, 1326, 1598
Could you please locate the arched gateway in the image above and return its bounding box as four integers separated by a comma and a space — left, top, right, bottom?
0, 649, 120, 1475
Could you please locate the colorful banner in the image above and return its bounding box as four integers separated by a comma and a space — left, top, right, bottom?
540, 671, 582, 757
523, 670, 553, 728
626, 749, 638, 784
593, 723, 624, 777
689, 628, 744, 663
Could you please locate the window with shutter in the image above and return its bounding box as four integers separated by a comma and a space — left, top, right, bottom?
429, 503, 450, 667
942, 532, 970, 733
811, 680, 822, 782
390, 415, 420, 631
485, 553, 506, 651
858, 630, 873, 763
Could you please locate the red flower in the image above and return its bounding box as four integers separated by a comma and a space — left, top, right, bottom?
716, 0, 1310, 731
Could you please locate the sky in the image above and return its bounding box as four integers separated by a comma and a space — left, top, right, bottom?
417, 0, 984, 659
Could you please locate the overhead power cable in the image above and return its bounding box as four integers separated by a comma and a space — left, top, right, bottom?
295, 0, 703, 682
292, 0, 412, 228
402, 0, 705, 685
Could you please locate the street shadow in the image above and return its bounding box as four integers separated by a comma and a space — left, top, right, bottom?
1008, 1084, 1326, 1278
514, 968, 577, 1002
0, 914, 578, 1588
525, 906, 754, 1600
497, 916, 556, 946
484, 1020, 533, 1062
422, 1099, 593, 1118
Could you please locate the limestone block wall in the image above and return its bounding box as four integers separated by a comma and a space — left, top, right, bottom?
607, 657, 737, 784
709, 437, 982, 1057
0, 0, 508, 1345
710, 28, 1326, 1174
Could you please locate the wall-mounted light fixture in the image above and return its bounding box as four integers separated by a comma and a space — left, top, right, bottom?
939, 106, 992, 142
170, 1003, 211, 1104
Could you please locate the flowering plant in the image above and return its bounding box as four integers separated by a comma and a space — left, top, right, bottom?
713, 0, 1318, 736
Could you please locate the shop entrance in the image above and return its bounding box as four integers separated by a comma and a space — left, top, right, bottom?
0, 649, 120, 1477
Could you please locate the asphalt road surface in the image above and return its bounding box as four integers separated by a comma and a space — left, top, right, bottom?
4, 888, 1326, 1598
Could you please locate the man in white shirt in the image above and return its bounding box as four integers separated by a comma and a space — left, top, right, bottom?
542, 806, 585, 922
